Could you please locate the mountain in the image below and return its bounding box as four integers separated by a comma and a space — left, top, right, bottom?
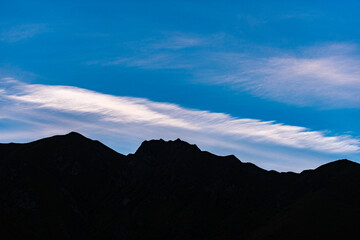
0, 132, 359, 239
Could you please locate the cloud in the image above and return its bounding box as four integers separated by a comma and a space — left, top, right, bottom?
102, 53, 193, 69
252, 56, 360, 106
0, 24, 47, 42
149, 33, 206, 50
1, 77, 359, 151
89, 34, 360, 108
202, 44, 360, 108
87, 32, 222, 69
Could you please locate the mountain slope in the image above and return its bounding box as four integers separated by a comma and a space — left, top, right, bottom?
0, 133, 359, 239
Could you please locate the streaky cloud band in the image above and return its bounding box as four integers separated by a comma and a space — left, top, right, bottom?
1, 78, 359, 154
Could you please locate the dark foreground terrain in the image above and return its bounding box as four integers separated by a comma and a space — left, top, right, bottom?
0, 132, 359, 239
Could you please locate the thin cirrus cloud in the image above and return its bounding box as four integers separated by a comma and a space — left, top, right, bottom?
94, 36, 360, 108
0, 24, 47, 42
143, 32, 218, 51
1, 77, 359, 153
87, 32, 223, 69
102, 53, 193, 70
193, 43, 360, 108
212, 44, 360, 108
149, 33, 206, 50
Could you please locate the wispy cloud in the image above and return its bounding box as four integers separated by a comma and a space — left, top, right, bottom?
102, 53, 193, 69
0, 24, 47, 42
149, 33, 206, 50
0, 78, 359, 171
87, 32, 219, 69
89, 32, 360, 108
207, 44, 360, 108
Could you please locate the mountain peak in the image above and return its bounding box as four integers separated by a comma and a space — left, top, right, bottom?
301, 159, 360, 176
56, 131, 93, 143
135, 138, 201, 156
29, 132, 94, 148
316, 159, 359, 169
315, 159, 360, 171
65, 131, 87, 138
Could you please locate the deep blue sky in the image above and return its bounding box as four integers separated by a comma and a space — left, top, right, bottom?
1, 1, 360, 171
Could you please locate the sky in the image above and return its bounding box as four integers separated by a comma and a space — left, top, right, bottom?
1, 0, 360, 172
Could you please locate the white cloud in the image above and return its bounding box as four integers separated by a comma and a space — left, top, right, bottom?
0, 24, 46, 42
149, 33, 206, 50
89, 37, 360, 108
1, 78, 358, 155
87, 32, 223, 69
205, 44, 360, 108
245, 56, 360, 107
102, 53, 193, 69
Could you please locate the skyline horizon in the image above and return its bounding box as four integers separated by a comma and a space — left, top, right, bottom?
1, 1, 360, 172
1, 130, 357, 173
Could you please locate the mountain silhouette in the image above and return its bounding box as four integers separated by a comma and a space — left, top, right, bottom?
0, 132, 359, 239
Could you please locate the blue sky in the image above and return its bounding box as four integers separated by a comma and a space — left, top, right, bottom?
1, 1, 360, 171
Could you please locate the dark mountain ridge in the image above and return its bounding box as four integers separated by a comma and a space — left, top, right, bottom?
0, 132, 359, 239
